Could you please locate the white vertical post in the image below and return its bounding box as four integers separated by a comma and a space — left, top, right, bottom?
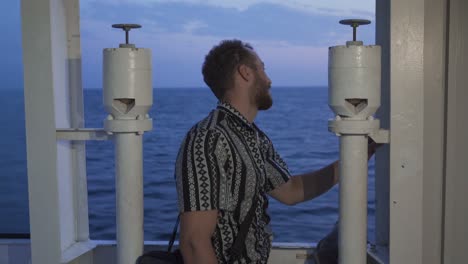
444, 0, 468, 262
22, 0, 93, 263
375, 0, 391, 249
339, 135, 368, 264
103, 29, 153, 264
64, 0, 90, 243
22, 1, 61, 262
115, 133, 144, 264
328, 20, 385, 264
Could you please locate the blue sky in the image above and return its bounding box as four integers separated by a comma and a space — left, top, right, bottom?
2, 0, 375, 90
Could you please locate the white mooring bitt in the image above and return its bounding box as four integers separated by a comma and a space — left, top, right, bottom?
328, 19, 388, 264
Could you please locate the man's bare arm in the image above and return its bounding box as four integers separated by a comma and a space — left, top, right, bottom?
268, 160, 339, 205
269, 139, 381, 205
179, 210, 218, 264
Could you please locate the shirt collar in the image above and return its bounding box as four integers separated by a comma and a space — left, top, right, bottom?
217, 101, 253, 128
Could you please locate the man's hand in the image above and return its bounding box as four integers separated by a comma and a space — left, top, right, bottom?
179, 210, 219, 264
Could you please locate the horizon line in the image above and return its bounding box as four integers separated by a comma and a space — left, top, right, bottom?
1, 85, 328, 91
82, 85, 328, 90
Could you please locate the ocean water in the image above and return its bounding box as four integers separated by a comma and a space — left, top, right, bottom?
0, 87, 375, 242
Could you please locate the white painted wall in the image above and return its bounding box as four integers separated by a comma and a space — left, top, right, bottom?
376, 0, 468, 263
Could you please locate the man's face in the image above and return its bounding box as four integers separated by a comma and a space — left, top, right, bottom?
250, 53, 272, 110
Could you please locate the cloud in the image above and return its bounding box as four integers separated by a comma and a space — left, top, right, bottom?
182, 20, 208, 34
253, 41, 329, 86
80, 1, 375, 47
78, 0, 375, 88
82, 0, 374, 19
81, 14, 330, 88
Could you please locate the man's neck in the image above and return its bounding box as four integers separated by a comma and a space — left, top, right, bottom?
225, 97, 258, 123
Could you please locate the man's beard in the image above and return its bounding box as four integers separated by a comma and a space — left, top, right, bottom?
253, 76, 272, 111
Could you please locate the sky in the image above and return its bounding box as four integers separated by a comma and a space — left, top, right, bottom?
1, 0, 375, 90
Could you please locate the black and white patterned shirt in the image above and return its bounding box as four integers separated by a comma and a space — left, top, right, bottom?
175, 102, 291, 263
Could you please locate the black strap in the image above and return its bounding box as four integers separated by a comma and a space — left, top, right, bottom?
167, 214, 180, 252
230, 194, 259, 260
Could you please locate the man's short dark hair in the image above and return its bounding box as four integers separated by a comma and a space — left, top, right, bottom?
202, 39, 256, 100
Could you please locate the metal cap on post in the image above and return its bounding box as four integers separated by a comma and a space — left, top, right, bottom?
339, 19, 371, 46
328, 19, 380, 120
104, 23, 153, 132
112, 24, 142, 48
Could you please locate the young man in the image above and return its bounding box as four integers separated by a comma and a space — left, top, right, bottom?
175, 39, 376, 264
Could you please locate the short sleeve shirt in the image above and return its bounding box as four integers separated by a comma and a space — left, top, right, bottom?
175, 102, 291, 264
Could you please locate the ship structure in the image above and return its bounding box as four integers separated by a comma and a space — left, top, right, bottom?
0, 0, 467, 263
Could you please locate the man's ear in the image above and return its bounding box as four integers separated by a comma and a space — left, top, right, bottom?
237, 64, 252, 82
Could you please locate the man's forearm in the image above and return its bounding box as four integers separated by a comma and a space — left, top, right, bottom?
294, 160, 339, 202
294, 139, 377, 203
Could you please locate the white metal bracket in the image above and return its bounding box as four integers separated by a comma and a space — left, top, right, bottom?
61, 240, 97, 263
369, 129, 390, 144
56, 128, 111, 141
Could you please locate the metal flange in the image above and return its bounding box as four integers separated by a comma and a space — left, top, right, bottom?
328, 118, 380, 135
328, 118, 390, 143
104, 118, 153, 134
